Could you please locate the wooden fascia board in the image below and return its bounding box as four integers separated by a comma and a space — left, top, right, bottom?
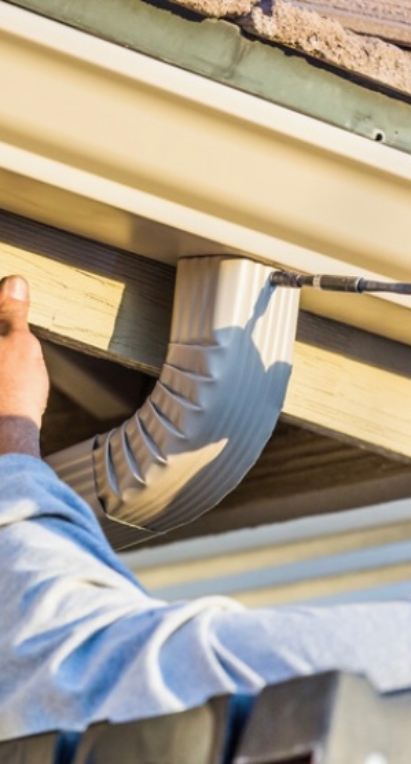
2, 4, 411, 348
0, 212, 175, 376
2, 211, 411, 462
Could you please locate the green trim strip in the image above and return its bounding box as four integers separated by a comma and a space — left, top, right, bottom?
6, 0, 411, 154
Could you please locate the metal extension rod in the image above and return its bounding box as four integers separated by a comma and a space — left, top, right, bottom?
270, 270, 411, 295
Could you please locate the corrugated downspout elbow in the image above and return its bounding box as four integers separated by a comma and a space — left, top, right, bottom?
47, 256, 299, 549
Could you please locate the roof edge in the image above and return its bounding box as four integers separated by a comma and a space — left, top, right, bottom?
5, 0, 411, 155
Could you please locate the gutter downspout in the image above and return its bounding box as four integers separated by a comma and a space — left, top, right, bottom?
47, 256, 299, 549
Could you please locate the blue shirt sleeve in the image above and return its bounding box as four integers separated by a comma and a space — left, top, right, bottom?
0, 454, 410, 741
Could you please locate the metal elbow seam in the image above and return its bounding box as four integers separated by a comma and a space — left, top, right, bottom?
47, 256, 299, 549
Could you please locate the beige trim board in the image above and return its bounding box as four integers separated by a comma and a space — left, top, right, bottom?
2, 4, 411, 346
137, 520, 411, 590
284, 342, 411, 458
235, 562, 411, 608
0, 212, 174, 374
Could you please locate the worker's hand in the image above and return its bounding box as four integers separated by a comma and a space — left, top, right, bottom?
0, 276, 49, 457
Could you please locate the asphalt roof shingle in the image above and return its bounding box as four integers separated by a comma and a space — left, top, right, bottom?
167, 0, 258, 16
169, 0, 411, 96
243, 1, 411, 95
282, 1, 411, 46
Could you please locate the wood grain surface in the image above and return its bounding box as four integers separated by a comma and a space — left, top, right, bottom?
0, 211, 174, 375
3, 210, 411, 461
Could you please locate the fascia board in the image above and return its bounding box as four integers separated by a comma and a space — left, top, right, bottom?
1, 3, 411, 342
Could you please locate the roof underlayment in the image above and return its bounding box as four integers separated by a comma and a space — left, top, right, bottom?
170, 0, 411, 96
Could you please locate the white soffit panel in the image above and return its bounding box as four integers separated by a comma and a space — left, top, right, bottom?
1, 3, 411, 341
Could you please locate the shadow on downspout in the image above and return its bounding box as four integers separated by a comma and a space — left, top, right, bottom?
47, 256, 300, 550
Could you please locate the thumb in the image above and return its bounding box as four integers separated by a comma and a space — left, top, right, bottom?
0, 276, 30, 333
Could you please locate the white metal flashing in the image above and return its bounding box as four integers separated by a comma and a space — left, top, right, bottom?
1, 3, 411, 342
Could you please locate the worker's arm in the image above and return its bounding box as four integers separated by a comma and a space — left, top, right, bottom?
0, 276, 248, 737
1, 276, 411, 745
2, 446, 411, 743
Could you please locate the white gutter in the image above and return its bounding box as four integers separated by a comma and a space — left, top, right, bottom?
1, 4, 411, 344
